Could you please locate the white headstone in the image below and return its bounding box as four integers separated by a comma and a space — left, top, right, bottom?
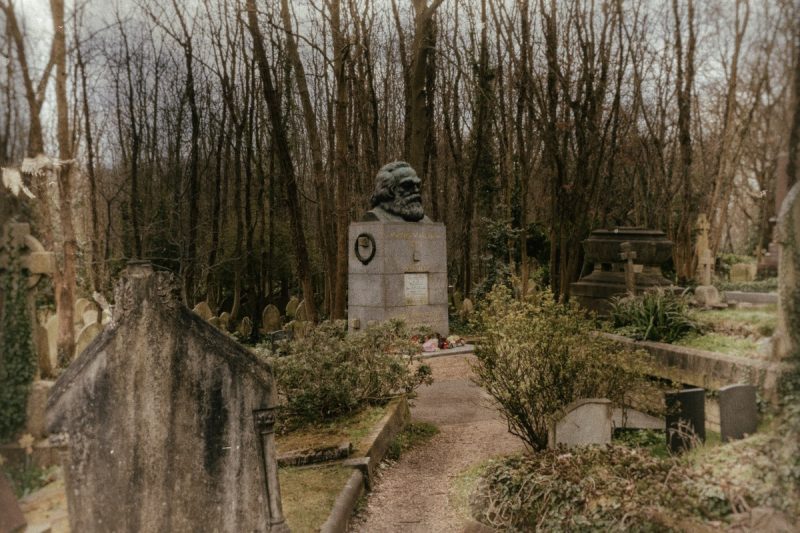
548, 398, 613, 449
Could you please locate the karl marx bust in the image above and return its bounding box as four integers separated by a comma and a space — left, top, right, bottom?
363, 161, 431, 223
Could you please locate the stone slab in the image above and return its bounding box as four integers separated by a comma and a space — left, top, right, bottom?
665, 388, 705, 452
548, 398, 612, 449
722, 291, 778, 305
719, 384, 758, 442
611, 407, 663, 430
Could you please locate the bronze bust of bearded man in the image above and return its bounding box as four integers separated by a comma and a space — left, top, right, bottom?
363, 161, 431, 223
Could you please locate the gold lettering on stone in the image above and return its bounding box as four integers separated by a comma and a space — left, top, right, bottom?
404, 273, 429, 305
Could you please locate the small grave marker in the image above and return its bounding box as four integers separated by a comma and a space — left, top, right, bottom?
719, 384, 758, 442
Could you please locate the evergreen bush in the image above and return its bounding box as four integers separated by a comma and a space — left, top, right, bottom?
472, 286, 654, 451
267, 320, 432, 425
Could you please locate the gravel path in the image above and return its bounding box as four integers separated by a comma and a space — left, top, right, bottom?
350, 353, 525, 533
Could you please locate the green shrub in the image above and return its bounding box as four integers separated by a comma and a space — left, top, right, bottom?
609, 289, 699, 343
471, 286, 654, 451
0, 253, 36, 443
268, 320, 432, 425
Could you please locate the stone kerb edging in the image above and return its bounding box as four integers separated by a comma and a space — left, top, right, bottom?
600, 332, 789, 400
320, 396, 410, 533
722, 291, 778, 305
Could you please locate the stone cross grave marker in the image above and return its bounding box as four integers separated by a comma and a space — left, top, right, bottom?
695, 214, 714, 286
619, 241, 637, 296
665, 388, 706, 453
46, 262, 288, 533
718, 384, 758, 442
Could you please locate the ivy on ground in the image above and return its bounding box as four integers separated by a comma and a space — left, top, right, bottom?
0, 248, 36, 443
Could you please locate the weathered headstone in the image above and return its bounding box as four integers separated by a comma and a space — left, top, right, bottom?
295, 300, 307, 322
0, 474, 26, 533
285, 297, 300, 319
74, 322, 103, 358
730, 263, 757, 283
82, 308, 98, 326
460, 297, 474, 318
718, 384, 758, 442
548, 398, 612, 448
192, 300, 214, 320
348, 162, 449, 335
238, 316, 253, 338
219, 311, 231, 331
262, 304, 281, 333
74, 298, 90, 323
665, 388, 706, 452
46, 262, 288, 533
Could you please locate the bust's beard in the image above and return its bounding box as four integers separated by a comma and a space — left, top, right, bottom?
381, 195, 424, 222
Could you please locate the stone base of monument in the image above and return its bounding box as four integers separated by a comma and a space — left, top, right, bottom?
570, 267, 678, 313
348, 221, 448, 336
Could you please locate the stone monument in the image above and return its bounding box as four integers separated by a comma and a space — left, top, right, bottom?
570, 227, 676, 312
348, 161, 448, 335
47, 262, 288, 532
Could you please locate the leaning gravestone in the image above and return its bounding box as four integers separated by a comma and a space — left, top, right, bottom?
192, 300, 214, 321
665, 388, 706, 452
719, 384, 758, 442
548, 398, 612, 448
348, 161, 448, 335
295, 300, 307, 322
74, 321, 103, 358
285, 297, 300, 319
262, 304, 282, 333
46, 262, 288, 532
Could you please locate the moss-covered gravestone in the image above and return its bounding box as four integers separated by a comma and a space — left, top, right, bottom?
46, 262, 288, 532
774, 182, 800, 362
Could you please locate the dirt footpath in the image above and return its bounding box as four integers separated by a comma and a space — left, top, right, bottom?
350, 354, 524, 533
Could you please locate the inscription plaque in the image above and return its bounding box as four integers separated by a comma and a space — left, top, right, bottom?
404, 273, 429, 305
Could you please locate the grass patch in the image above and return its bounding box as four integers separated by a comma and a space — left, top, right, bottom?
676, 332, 759, 358
451, 460, 493, 521
386, 421, 439, 461
277, 404, 387, 456
694, 306, 778, 338
716, 278, 778, 293
279, 464, 352, 533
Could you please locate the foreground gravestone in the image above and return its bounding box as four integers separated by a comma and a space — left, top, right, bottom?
348, 161, 448, 335
46, 262, 288, 533
718, 384, 758, 442
665, 388, 706, 453
548, 399, 612, 448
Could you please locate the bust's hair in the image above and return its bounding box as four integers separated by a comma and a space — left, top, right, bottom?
370, 161, 411, 208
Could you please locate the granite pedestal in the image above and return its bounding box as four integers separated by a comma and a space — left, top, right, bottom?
348, 221, 448, 336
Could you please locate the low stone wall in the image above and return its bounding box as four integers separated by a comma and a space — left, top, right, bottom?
320, 396, 410, 533
601, 333, 788, 401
